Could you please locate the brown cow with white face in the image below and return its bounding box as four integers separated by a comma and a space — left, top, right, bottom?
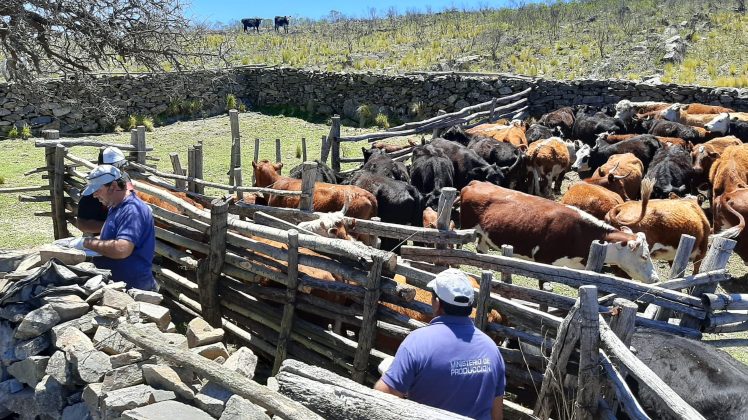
460, 181, 659, 283
691, 136, 742, 188
524, 137, 573, 197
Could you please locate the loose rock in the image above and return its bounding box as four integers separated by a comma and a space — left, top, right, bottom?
8, 356, 50, 387
186, 318, 224, 348
219, 395, 270, 420
121, 400, 213, 420
15, 304, 61, 340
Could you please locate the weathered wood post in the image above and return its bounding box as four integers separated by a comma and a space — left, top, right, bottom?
329, 115, 342, 172
475, 270, 493, 331
436, 187, 457, 254
650, 234, 695, 321
234, 168, 244, 202
136, 125, 147, 164
42, 130, 64, 239
275, 138, 282, 170
680, 236, 737, 330
273, 229, 300, 375
194, 143, 204, 194
129, 128, 138, 162
319, 135, 328, 162
169, 153, 187, 190
53, 143, 70, 239
352, 254, 385, 383
187, 146, 196, 193
298, 162, 317, 212
488, 98, 498, 122
585, 240, 607, 273
252, 138, 261, 186
197, 197, 229, 327
228, 109, 241, 185
576, 285, 600, 420
603, 298, 638, 413
301, 137, 307, 162
432, 110, 446, 139
369, 217, 382, 250
500, 245, 514, 285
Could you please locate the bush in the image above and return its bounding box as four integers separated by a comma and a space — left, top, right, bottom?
126, 115, 138, 130
356, 104, 374, 127
141, 116, 154, 132
238, 103, 247, 113
226, 94, 238, 111
113, 125, 125, 133
7, 125, 19, 139
375, 113, 390, 129
20, 124, 32, 139
295, 143, 302, 159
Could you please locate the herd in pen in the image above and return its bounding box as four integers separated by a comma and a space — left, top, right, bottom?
244, 99, 748, 285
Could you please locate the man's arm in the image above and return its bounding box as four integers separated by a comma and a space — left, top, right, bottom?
373, 379, 405, 398
75, 218, 105, 234
83, 237, 134, 259
492, 396, 503, 420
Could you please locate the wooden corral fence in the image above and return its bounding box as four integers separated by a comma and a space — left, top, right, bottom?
1, 107, 744, 419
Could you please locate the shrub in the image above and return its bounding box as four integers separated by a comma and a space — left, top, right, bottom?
238, 103, 247, 113
375, 113, 390, 129
0, 176, 4, 185
113, 125, 125, 133
187, 99, 203, 117
20, 124, 32, 139
7, 125, 19, 139
356, 104, 374, 127
295, 143, 302, 159
141, 116, 154, 132
127, 115, 138, 130
226, 94, 238, 111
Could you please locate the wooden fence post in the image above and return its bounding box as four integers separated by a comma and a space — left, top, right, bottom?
329, 115, 341, 172
319, 135, 329, 162
603, 298, 638, 413
576, 285, 600, 420
273, 229, 300, 375
488, 98, 498, 122
252, 138, 261, 186
136, 125, 147, 165
500, 245, 514, 285
197, 197, 229, 327
187, 146, 196, 193
275, 138, 282, 168
234, 168, 243, 202
301, 137, 307, 162
475, 270, 493, 331
432, 110, 446, 139
194, 143, 204, 194
436, 187, 457, 252
298, 161, 317, 212
53, 144, 70, 239
680, 236, 737, 330
42, 130, 62, 239
169, 153, 186, 190
352, 254, 384, 383
586, 240, 607, 273
650, 234, 695, 321
129, 129, 138, 162
229, 109, 240, 186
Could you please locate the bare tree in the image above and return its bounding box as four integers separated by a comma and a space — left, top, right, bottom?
0, 0, 212, 86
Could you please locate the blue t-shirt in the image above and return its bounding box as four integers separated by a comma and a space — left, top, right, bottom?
383, 315, 505, 420
93, 193, 156, 290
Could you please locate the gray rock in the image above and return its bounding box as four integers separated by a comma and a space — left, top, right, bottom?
121, 400, 213, 420
101, 288, 135, 311
141, 364, 195, 400
194, 382, 233, 418
51, 312, 96, 341
101, 363, 144, 392
127, 289, 163, 305
42, 295, 90, 322
61, 402, 92, 420
55, 326, 94, 353
0, 378, 25, 394
81, 383, 104, 414
8, 356, 50, 387
0, 303, 33, 322
151, 389, 176, 402
15, 304, 61, 340
35, 374, 67, 417
136, 302, 171, 331
15, 333, 51, 359
0, 320, 17, 362
186, 318, 224, 348
46, 351, 73, 386
93, 325, 136, 355
191, 342, 228, 361
101, 384, 155, 419
219, 395, 270, 420
71, 349, 111, 383
92, 305, 121, 319
110, 350, 148, 369
222, 347, 257, 380
0, 387, 36, 418
82, 275, 105, 293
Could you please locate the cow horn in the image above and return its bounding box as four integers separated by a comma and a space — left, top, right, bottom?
612, 170, 631, 180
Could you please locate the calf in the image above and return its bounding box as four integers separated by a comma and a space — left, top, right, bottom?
605, 179, 712, 268
645, 144, 695, 198
538, 107, 575, 135
571, 110, 624, 145
409, 144, 455, 209
660, 104, 734, 128
460, 180, 659, 283
572, 134, 661, 174
361, 147, 410, 182
467, 137, 526, 189
430, 138, 504, 189
560, 182, 624, 220
713, 188, 748, 263
289, 160, 340, 184
585, 153, 644, 200
525, 123, 558, 143
704, 113, 748, 142
642, 118, 709, 143
241, 18, 262, 33
466, 120, 528, 147
525, 137, 571, 197
296, 196, 353, 241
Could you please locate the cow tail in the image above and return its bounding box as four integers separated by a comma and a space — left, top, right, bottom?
609, 177, 653, 226
711, 195, 745, 240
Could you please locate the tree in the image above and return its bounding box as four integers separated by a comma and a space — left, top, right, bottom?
0, 0, 208, 85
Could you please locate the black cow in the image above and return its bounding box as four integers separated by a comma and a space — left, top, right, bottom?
630, 329, 748, 420
705, 113, 748, 142
274, 16, 289, 33
467, 137, 526, 189
361, 148, 410, 182
241, 18, 262, 33
439, 125, 473, 146
525, 123, 558, 144
409, 144, 455, 210
571, 109, 624, 145
348, 170, 423, 252
642, 118, 704, 143
645, 144, 695, 198
288, 160, 342, 184
430, 138, 505, 190
538, 107, 575, 135
572, 134, 661, 174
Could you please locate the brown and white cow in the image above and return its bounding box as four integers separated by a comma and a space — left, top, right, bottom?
585, 153, 644, 200
605, 178, 713, 269
561, 182, 624, 220
713, 188, 748, 262
691, 136, 742, 189
525, 137, 572, 197
660, 104, 730, 128
460, 181, 659, 283
466, 120, 528, 147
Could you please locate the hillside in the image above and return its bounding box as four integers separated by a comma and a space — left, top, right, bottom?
215, 0, 748, 87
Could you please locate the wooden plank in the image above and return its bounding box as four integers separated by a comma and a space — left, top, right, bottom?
488, 97, 498, 122
599, 351, 650, 420
707, 311, 748, 327
352, 255, 384, 383
136, 125, 147, 165
187, 146, 196, 193
576, 286, 600, 420
0, 185, 51, 193
432, 110, 447, 139
301, 137, 307, 162
299, 162, 317, 212
330, 116, 341, 172
117, 323, 323, 420
652, 234, 696, 321
701, 293, 748, 311
194, 143, 204, 194
53, 145, 70, 239
273, 230, 300, 375
500, 245, 513, 284
35, 139, 146, 151
474, 270, 493, 331
197, 198, 228, 327
346, 218, 476, 245
169, 153, 186, 190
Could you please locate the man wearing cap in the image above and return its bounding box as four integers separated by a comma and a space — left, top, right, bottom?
374, 268, 505, 420
76, 147, 131, 234
56, 164, 156, 291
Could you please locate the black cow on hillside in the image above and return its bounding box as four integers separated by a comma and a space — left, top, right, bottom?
241, 18, 262, 33
644, 144, 695, 198
409, 144, 455, 210
571, 108, 625, 145
274, 16, 289, 33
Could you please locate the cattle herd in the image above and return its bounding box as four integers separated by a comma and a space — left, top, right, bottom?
246, 99, 748, 286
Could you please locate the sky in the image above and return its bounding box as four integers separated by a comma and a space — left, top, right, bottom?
185, 0, 524, 25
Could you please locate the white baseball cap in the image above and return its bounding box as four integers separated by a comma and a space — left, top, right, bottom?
82, 165, 122, 196
426, 268, 475, 307
101, 147, 126, 167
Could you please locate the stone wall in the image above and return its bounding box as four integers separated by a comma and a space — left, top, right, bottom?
1, 66, 747, 134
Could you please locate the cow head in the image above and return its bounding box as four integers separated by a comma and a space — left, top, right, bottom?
252, 160, 283, 187
572, 144, 592, 172
691, 145, 720, 174
704, 113, 730, 134
614, 99, 635, 121
605, 229, 659, 283
660, 103, 682, 122
471, 164, 505, 186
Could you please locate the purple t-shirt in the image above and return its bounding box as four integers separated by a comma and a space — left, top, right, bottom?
383, 315, 505, 419
93, 193, 156, 290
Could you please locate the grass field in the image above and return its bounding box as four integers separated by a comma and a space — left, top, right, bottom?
0, 111, 745, 364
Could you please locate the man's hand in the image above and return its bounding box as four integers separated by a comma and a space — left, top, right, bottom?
53, 237, 86, 250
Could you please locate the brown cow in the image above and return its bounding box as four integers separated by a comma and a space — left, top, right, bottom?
614, 100, 670, 124
460, 181, 659, 283
661, 104, 732, 128
597, 132, 692, 150
713, 188, 748, 262
708, 144, 748, 201
525, 137, 571, 197
561, 182, 624, 220
466, 120, 528, 147
372, 139, 417, 153
682, 103, 735, 115
586, 153, 644, 200
538, 106, 575, 135
691, 136, 743, 188
422, 206, 455, 231
605, 179, 713, 269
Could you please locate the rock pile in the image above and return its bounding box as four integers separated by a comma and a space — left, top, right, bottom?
0, 257, 270, 420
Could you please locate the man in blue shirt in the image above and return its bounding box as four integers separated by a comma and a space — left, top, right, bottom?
374, 268, 505, 420
57, 165, 156, 291
76, 146, 131, 234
